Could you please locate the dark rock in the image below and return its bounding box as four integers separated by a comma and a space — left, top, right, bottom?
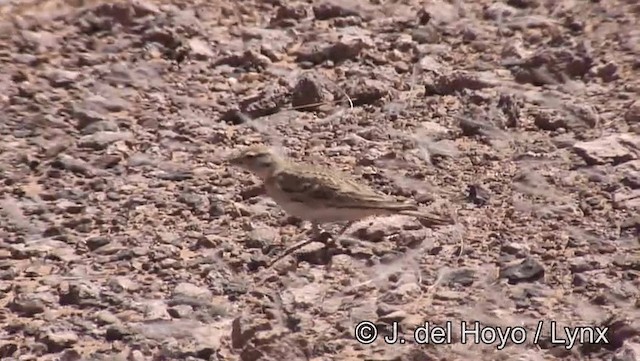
231, 316, 272, 349
38, 330, 78, 352
442, 268, 476, 287
8, 295, 46, 317
499, 257, 545, 284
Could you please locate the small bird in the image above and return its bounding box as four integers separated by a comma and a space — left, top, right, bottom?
228, 145, 455, 265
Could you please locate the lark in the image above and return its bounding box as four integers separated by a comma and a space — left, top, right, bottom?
228, 145, 455, 266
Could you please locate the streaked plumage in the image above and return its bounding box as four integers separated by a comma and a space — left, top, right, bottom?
228, 145, 453, 226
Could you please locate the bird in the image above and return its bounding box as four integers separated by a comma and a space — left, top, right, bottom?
228, 144, 455, 266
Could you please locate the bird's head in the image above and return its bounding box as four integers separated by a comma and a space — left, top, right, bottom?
228, 145, 282, 179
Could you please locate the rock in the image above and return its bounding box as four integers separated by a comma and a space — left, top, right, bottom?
532, 109, 568, 131
244, 226, 277, 250
168, 305, 193, 318
78, 131, 133, 150
343, 78, 390, 106
270, 5, 307, 27
81, 120, 119, 135
613, 342, 640, 361
618, 160, 640, 188
313, 3, 361, 20
8, 294, 46, 317
467, 183, 491, 205
612, 255, 640, 271
499, 257, 545, 284
190, 323, 228, 357
105, 324, 131, 341
378, 310, 407, 324
620, 133, 640, 151
566, 103, 599, 128
354, 215, 420, 242
83, 94, 130, 113
59, 282, 103, 307
45, 69, 80, 88
507, 0, 539, 8
511, 47, 593, 85
214, 49, 271, 71
597, 61, 619, 82
422, 0, 459, 24
290, 283, 322, 308
295, 37, 370, 65
173, 283, 212, 301
155, 170, 193, 181
418, 121, 451, 136
349, 300, 378, 323
20, 30, 59, 52
106, 277, 139, 293
59, 349, 83, 361
412, 26, 441, 44
85, 236, 111, 251
613, 189, 640, 210
259, 44, 282, 62
128, 350, 146, 361
501, 242, 529, 256
620, 216, 640, 234
425, 70, 497, 95
235, 85, 288, 118
52, 154, 95, 176
142, 27, 182, 50
572, 274, 588, 287
188, 38, 214, 60
72, 95, 127, 130
94, 310, 120, 325
441, 268, 476, 286
251, 326, 289, 348
484, 2, 518, 20
376, 303, 399, 317
582, 318, 639, 353
573, 135, 637, 165
72, 106, 108, 130
289, 241, 331, 265
290, 74, 334, 111
38, 330, 78, 352
231, 316, 272, 349
90, 0, 160, 26
625, 101, 640, 124
569, 258, 596, 273
93, 154, 122, 169
12, 53, 38, 66
142, 300, 170, 320
178, 192, 209, 214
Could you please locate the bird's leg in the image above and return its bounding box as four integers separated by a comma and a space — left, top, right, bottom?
268, 222, 323, 268
268, 222, 352, 268
335, 221, 354, 240
310, 222, 322, 238
310, 222, 334, 242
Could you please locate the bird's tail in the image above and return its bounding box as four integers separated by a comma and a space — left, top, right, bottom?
398, 209, 456, 227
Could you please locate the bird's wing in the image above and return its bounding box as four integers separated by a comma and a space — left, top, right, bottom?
273, 166, 417, 211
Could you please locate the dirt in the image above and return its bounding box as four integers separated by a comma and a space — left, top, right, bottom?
0, 0, 639, 360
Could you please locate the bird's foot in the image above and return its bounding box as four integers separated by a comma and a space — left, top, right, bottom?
311, 230, 333, 243
267, 229, 335, 268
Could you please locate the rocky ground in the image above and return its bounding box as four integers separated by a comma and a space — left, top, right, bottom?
0, 0, 639, 360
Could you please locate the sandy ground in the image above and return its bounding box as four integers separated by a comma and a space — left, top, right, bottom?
0, 0, 639, 360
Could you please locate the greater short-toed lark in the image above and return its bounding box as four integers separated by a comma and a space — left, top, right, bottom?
229, 145, 455, 265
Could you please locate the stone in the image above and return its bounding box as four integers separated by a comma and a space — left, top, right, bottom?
573, 135, 637, 165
